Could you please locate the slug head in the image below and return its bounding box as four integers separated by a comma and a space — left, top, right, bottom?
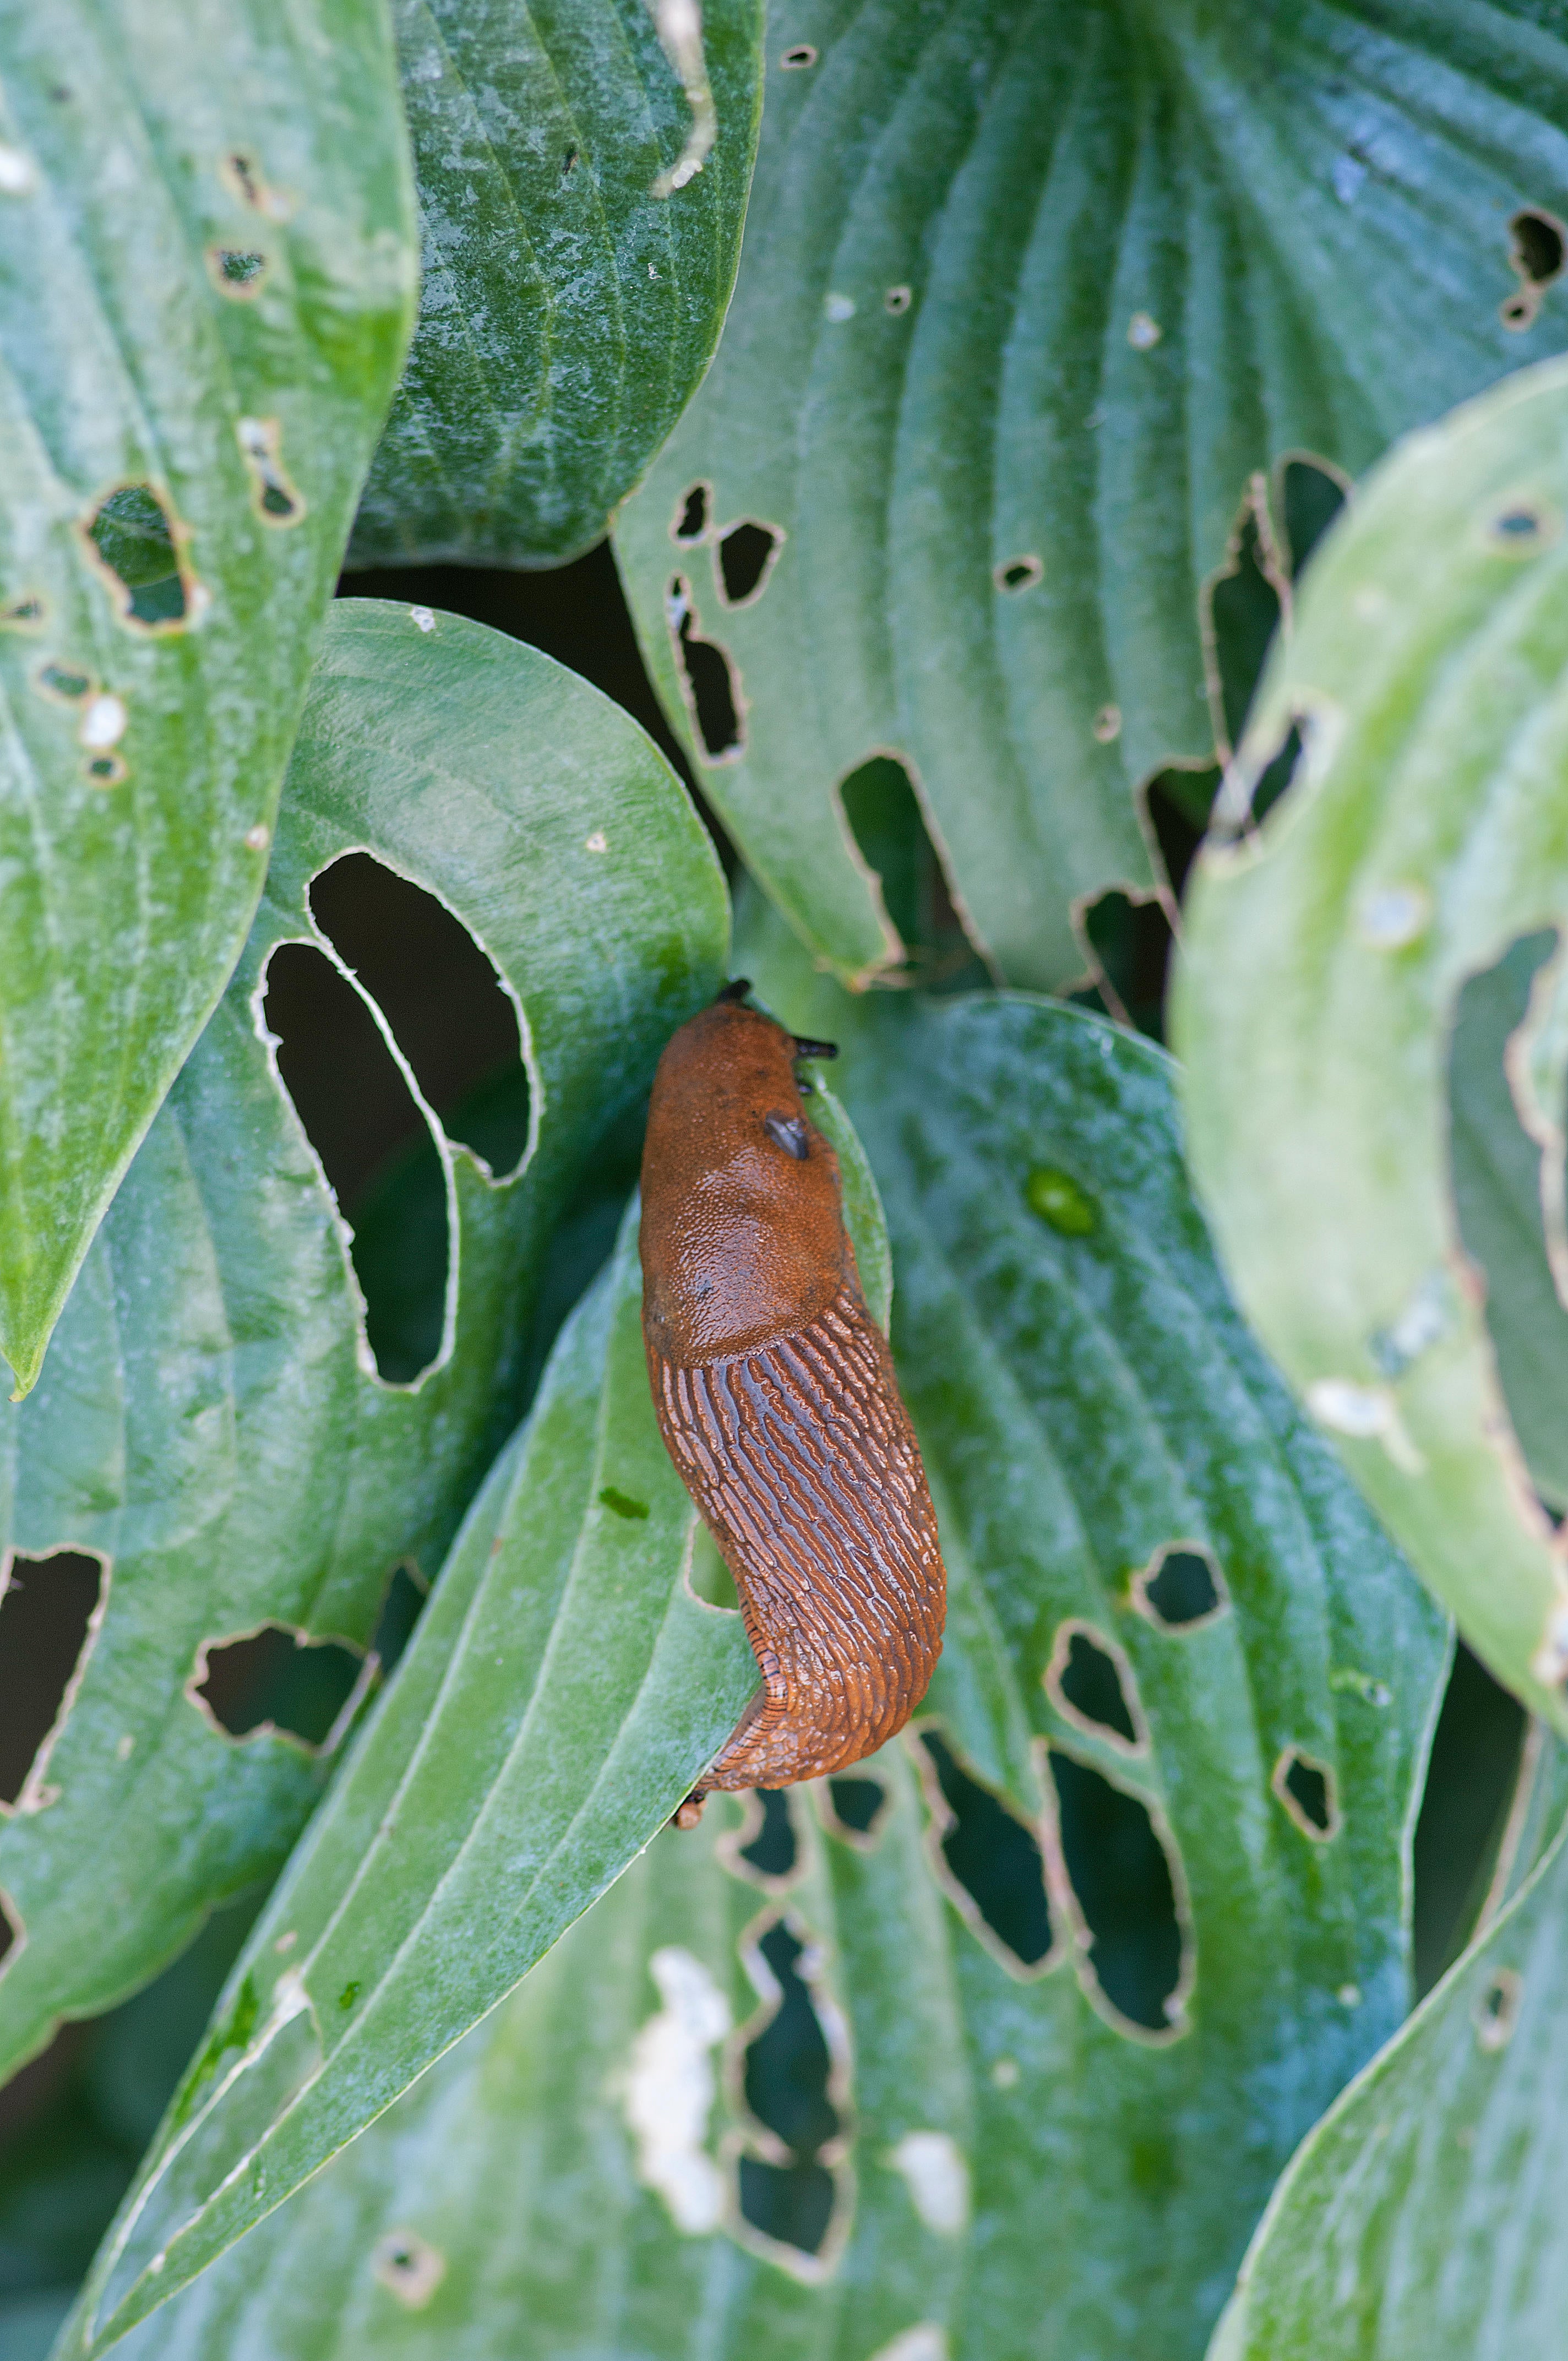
640, 999, 848, 1364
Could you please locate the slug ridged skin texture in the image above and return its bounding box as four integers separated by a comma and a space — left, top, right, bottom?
640, 997, 946, 1806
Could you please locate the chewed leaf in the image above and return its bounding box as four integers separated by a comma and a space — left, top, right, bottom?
347, 0, 764, 567
1175, 355, 1568, 1731
616, 3, 1568, 992
1211, 1738, 1568, 2361
99, 970, 1449, 2361
0, 601, 728, 2085
0, 0, 418, 1393
58, 1214, 759, 2357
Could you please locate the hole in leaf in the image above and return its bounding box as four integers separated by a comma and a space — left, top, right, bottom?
741, 1789, 797, 1880
738, 1919, 840, 2261
1413, 1640, 1526, 1995
308, 851, 529, 1182
1280, 458, 1346, 578
1449, 931, 1568, 1513
1048, 1625, 1141, 1747
1207, 501, 1283, 758
0, 1893, 15, 1973
672, 482, 710, 543
667, 575, 743, 760
0, 594, 44, 630
1077, 889, 1173, 1041
1502, 206, 1567, 327
826, 1775, 887, 1840
237, 415, 304, 524
1475, 1966, 1523, 2052
839, 754, 984, 986
716, 520, 782, 607
34, 660, 91, 704
1049, 1749, 1186, 2033
208, 246, 268, 296
373, 2229, 446, 2309
780, 42, 818, 67
85, 486, 187, 628
1145, 766, 1221, 901
914, 1728, 1054, 1974
192, 1623, 366, 1753
0, 1549, 107, 1809
884, 283, 912, 314
1272, 1747, 1339, 1840
1135, 1545, 1227, 1629
993, 554, 1043, 593
261, 940, 448, 1384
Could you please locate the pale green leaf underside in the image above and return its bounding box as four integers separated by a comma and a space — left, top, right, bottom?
616, 0, 1568, 991
0, 599, 727, 2083
347, 0, 764, 568
1174, 353, 1568, 1733
62, 1216, 760, 2358
0, 0, 419, 1392
1211, 1732, 1568, 2361
129, 960, 1453, 2361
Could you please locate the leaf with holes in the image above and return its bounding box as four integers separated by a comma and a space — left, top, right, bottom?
1174, 354, 1568, 1734
346, 0, 764, 568
0, 0, 420, 1395
1210, 1732, 1568, 2361
57, 1212, 764, 2359
0, 598, 727, 2086
109, 947, 1450, 2361
614, 1, 1568, 991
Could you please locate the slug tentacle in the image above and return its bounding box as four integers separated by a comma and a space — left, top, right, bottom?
640, 994, 947, 1812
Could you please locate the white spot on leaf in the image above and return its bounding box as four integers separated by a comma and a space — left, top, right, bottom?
887, 2131, 969, 2233
824, 292, 857, 323
0, 145, 37, 196
410, 606, 435, 633
1127, 311, 1162, 350
585, 830, 608, 853
373, 2228, 445, 2308
1305, 1378, 1423, 1472
867, 2329, 949, 2361
78, 693, 127, 752
1359, 883, 1429, 950
623, 1945, 731, 2233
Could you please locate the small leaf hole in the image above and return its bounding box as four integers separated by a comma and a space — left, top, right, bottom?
738, 1919, 842, 2263
237, 415, 304, 524
85, 485, 188, 628
1133, 1544, 1228, 1630
1474, 1966, 1522, 2052
1503, 207, 1566, 330
1047, 1624, 1142, 1749
1272, 1747, 1340, 1840
261, 940, 449, 1384
373, 2229, 446, 2309
1049, 1749, 1187, 2035
716, 520, 783, 607
913, 1728, 1055, 1975
0, 1548, 108, 1810
667, 575, 743, 760
192, 1623, 367, 1753
780, 42, 818, 68
993, 554, 1042, 593
672, 482, 710, 542
824, 1774, 888, 1845
208, 246, 268, 296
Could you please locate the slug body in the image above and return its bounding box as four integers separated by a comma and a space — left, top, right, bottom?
640, 996, 946, 1809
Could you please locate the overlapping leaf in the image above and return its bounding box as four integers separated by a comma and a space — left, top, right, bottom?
96, 959, 1449, 2361
615, 0, 1568, 990
1175, 355, 1568, 1733
0, 598, 727, 2082
347, 0, 764, 568
0, 0, 420, 1393
1211, 1732, 1568, 2361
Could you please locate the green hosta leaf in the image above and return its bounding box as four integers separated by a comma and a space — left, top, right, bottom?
347, 0, 764, 568
0, 599, 726, 2081
59, 1214, 760, 2358
1174, 353, 1568, 1733
615, 0, 1568, 991
1211, 1732, 1568, 2361
0, 0, 420, 1395
128, 955, 1451, 2360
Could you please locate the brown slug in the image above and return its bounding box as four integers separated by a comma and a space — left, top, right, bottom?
640, 982, 946, 1824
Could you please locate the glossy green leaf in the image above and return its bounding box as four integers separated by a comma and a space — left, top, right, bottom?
111, 959, 1449, 2361
59, 1214, 760, 2358
347, 0, 764, 568
1174, 354, 1568, 1734
615, 0, 1568, 990
1210, 1729, 1568, 2361
0, 598, 727, 2081
0, 0, 420, 1394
